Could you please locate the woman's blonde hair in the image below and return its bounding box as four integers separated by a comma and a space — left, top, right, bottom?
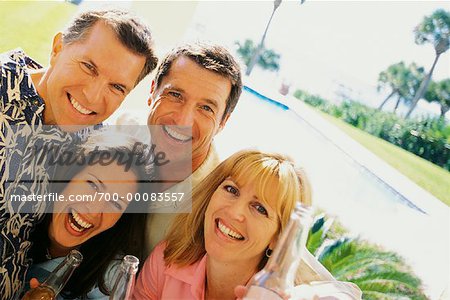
164, 150, 311, 268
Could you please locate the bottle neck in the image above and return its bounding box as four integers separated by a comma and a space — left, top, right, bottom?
110, 271, 135, 300
110, 255, 139, 300
265, 206, 311, 289
43, 250, 82, 295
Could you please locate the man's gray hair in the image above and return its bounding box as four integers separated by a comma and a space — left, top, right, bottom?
62, 8, 158, 84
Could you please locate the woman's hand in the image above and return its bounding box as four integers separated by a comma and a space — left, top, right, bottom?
234, 284, 346, 300
29, 278, 41, 289
234, 285, 247, 299
234, 285, 291, 300
288, 281, 361, 300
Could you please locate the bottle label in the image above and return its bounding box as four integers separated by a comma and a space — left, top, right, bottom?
243, 285, 283, 300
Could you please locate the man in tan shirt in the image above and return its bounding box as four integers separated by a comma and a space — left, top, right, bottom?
144, 42, 241, 252
143, 42, 361, 299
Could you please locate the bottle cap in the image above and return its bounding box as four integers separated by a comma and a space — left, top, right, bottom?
67, 249, 83, 267
122, 255, 139, 274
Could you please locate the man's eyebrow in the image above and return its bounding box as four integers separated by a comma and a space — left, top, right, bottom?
84, 58, 131, 92
113, 82, 130, 93
160, 85, 219, 109
203, 98, 219, 109
162, 84, 184, 93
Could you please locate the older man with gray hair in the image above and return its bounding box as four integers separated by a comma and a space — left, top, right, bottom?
0, 8, 157, 299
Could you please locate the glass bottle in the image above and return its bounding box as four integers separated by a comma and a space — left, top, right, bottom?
244, 203, 312, 299
22, 249, 83, 300
109, 255, 140, 300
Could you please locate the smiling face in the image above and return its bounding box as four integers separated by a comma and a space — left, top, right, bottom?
204, 177, 280, 269
147, 56, 231, 171
49, 162, 138, 252
38, 21, 145, 129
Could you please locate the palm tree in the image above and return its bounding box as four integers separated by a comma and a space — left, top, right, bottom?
245, 0, 306, 76
377, 62, 425, 112
318, 239, 428, 299
377, 62, 405, 110
405, 9, 450, 118
245, 0, 282, 76
307, 214, 429, 299
235, 39, 281, 72
399, 63, 426, 112
424, 79, 450, 118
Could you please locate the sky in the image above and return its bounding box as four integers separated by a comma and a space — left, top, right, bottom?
182, 1, 450, 114
82, 1, 449, 115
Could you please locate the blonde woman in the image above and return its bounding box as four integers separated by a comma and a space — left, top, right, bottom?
134, 150, 361, 299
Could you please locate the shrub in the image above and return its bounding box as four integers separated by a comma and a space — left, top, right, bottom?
293, 89, 450, 170
307, 213, 429, 300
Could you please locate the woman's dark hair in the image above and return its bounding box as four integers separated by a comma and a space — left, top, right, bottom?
30, 130, 152, 298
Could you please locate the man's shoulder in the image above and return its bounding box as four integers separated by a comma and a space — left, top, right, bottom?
0, 48, 42, 72
0, 49, 42, 93
0, 49, 45, 124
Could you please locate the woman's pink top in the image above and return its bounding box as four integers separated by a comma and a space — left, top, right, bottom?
134, 243, 363, 300
133, 242, 207, 300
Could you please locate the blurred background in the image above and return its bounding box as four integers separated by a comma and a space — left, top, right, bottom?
1, 1, 449, 299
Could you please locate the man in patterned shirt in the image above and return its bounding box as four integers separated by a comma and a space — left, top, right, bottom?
0, 8, 158, 299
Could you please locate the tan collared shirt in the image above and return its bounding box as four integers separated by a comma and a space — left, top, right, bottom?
144, 145, 220, 254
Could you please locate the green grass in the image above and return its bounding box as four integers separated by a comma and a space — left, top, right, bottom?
0, 1, 78, 63
317, 110, 450, 206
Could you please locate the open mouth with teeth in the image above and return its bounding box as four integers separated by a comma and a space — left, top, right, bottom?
163, 125, 192, 143
68, 93, 96, 116
216, 219, 245, 240
66, 208, 94, 235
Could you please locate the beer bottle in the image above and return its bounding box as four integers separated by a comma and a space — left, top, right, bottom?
244, 203, 312, 299
22, 249, 83, 300
109, 255, 139, 300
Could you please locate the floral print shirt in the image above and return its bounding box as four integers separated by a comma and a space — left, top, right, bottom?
0, 49, 76, 300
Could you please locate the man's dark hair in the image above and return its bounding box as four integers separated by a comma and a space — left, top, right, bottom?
154, 43, 242, 123
62, 8, 158, 84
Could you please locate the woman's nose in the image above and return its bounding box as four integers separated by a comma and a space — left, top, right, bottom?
227, 201, 246, 222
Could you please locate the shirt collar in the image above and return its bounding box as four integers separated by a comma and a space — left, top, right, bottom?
165, 255, 207, 300
191, 144, 220, 183
7, 49, 43, 101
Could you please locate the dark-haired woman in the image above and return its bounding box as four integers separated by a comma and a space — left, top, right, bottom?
26, 132, 150, 299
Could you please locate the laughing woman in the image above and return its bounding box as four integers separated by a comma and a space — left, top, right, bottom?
134, 150, 361, 300
26, 132, 150, 299
134, 150, 305, 299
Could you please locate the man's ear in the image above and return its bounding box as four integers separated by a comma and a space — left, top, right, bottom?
50, 32, 64, 66
148, 80, 156, 107
150, 80, 156, 94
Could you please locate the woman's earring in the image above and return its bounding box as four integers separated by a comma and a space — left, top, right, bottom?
265, 248, 272, 258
